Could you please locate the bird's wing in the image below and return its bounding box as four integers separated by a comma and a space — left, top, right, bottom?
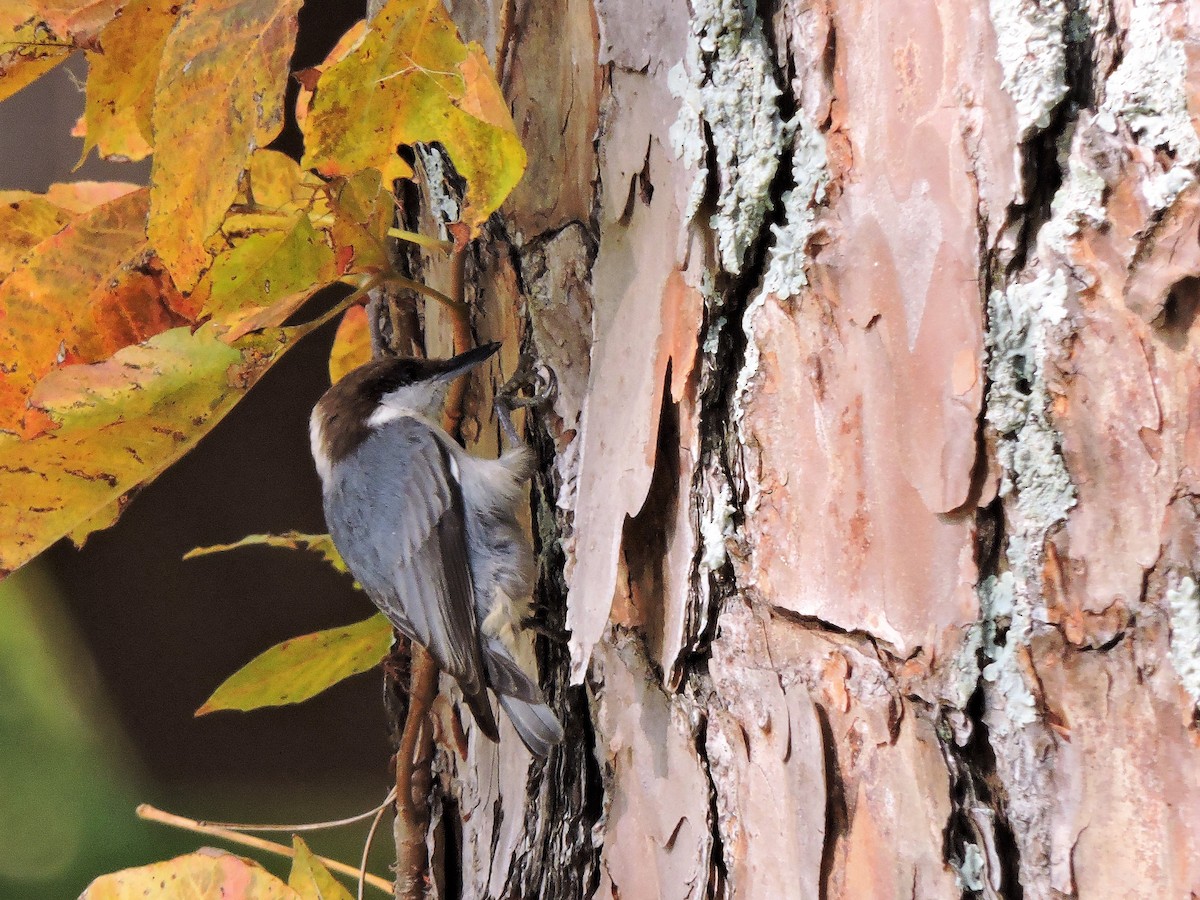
324, 416, 488, 703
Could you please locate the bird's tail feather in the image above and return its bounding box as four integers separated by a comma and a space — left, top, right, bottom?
462, 685, 500, 743
500, 695, 564, 758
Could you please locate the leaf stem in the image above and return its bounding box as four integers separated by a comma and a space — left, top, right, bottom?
136, 804, 393, 895
386, 227, 454, 252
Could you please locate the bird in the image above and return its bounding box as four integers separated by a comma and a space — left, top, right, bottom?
309, 341, 563, 757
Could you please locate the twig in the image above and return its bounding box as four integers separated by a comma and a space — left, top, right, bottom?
393, 644, 440, 899
136, 804, 393, 895
495, 0, 517, 85
187, 788, 397, 833
360, 800, 391, 900
442, 245, 474, 438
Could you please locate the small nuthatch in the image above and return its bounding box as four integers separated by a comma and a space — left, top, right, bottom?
309, 342, 563, 757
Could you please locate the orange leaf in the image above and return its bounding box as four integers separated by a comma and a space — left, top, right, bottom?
328, 305, 371, 383
148, 0, 302, 288
0, 188, 200, 435
0, 325, 294, 574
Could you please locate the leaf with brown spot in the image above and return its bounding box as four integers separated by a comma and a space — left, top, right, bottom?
79, 849, 299, 899
148, 0, 302, 289
197, 613, 393, 714
195, 211, 338, 340
78, 0, 180, 162
0, 188, 198, 435
0, 324, 294, 573
300, 0, 526, 231
323, 169, 392, 275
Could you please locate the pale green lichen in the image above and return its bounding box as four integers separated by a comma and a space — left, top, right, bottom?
986, 269, 1076, 532
1099, 0, 1200, 208
989, 0, 1068, 138
762, 115, 828, 300
1167, 575, 1200, 708
979, 572, 1039, 735
1043, 152, 1107, 253
952, 842, 987, 893
669, 0, 785, 274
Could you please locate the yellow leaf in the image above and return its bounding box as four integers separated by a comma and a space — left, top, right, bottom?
197, 614, 394, 715
329, 305, 371, 383
79, 0, 180, 162
0, 14, 73, 103
301, 0, 526, 231
149, 0, 302, 289
80, 849, 298, 899
288, 837, 355, 900
0, 192, 73, 276
197, 211, 338, 340
0, 325, 294, 575
244, 149, 316, 212
184, 531, 348, 574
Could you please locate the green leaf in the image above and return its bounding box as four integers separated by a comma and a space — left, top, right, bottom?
197, 614, 394, 715
197, 212, 339, 339
184, 531, 348, 575
300, 0, 526, 231
288, 837, 355, 900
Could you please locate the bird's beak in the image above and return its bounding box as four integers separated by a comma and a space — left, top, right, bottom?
436, 341, 503, 382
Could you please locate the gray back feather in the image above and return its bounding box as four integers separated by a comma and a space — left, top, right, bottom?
323, 417, 488, 703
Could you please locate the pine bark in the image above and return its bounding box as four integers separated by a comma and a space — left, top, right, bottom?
413, 0, 1200, 897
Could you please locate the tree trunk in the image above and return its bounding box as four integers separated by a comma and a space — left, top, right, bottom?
417, 0, 1200, 896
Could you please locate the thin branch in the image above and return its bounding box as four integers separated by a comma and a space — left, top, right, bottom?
360, 800, 391, 900
136, 804, 393, 895
187, 788, 397, 833
442, 245, 474, 438
393, 644, 440, 899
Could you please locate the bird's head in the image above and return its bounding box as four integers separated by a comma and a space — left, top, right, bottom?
310, 341, 501, 481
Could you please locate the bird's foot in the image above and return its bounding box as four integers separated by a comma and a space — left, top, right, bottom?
495, 358, 556, 447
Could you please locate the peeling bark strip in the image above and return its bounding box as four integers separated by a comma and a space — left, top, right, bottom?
417, 0, 1200, 896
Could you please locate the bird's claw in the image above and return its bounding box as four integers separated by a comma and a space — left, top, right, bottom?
494, 358, 556, 446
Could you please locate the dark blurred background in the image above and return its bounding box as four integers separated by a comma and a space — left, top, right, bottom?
0, 3, 409, 896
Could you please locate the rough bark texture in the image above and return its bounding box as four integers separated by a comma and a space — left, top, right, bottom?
414, 0, 1200, 896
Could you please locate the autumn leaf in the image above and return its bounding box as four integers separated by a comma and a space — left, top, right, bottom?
0, 10, 85, 103
185, 531, 348, 575
196, 211, 338, 339
149, 0, 301, 289
0, 182, 141, 277
0, 187, 197, 435
78, 0, 181, 162
79, 848, 298, 899
244, 149, 320, 213
323, 169, 392, 275
329, 305, 371, 383
197, 614, 394, 715
301, 0, 526, 231
0, 324, 295, 574
288, 838, 355, 900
